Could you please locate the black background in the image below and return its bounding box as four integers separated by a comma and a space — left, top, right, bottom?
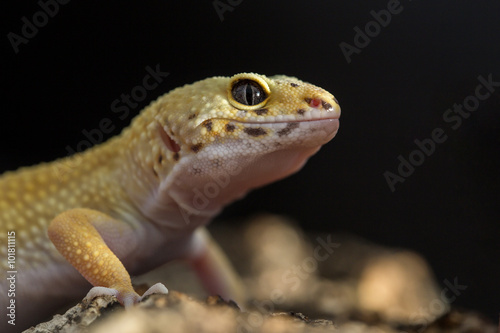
3, 0, 499, 320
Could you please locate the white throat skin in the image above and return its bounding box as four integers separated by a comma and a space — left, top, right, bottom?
142, 117, 339, 230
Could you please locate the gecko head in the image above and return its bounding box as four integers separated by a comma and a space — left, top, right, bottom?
148, 73, 340, 217
155, 73, 340, 162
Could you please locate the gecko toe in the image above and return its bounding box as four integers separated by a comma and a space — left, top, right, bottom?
139, 282, 169, 301
84, 286, 141, 308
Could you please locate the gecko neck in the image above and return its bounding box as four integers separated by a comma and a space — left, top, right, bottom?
125, 137, 322, 231
100, 111, 212, 233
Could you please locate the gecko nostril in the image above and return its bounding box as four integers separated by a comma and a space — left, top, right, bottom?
309, 98, 322, 108
305, 97, 334, 111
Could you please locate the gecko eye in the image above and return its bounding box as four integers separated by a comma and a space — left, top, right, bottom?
231, 80, 267, 106
228, 74, 271, 110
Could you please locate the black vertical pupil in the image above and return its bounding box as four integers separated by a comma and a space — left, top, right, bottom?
232, 80, 267, 106
246, 85, 258, 104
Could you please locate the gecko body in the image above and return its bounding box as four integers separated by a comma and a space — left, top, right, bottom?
0, 73, 340, 330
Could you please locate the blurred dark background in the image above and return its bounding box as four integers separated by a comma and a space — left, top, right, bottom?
3, 0, 499, 320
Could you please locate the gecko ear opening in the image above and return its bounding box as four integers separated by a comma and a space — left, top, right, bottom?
158, 125, 180, 153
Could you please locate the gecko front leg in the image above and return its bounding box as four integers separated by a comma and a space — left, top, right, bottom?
47, 208, 168, 307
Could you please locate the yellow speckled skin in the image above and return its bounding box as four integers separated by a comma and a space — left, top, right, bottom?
0, 73, 340, 330
48, 209, 135, 301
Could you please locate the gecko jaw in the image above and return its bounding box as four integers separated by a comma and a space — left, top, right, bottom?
230, 110, 340, 124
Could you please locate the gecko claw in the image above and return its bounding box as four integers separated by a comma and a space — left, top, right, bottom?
139, 282, 169, 301
84, 286, 139, 307
83, 283, 168, 308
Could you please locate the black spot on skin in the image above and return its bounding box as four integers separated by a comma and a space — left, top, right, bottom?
188, 113, 197, 120
290, 83, 299, 87
158, 155, 163, 164
152, 168, 158, 177
225, 123, 236, 132
304, 97, 312, 104
192, 167, 202, 175
297, 109, 306, 115
203, 120, 213, 131
254, 108, 268, 116
244, 127, 267, 137
191, 143, 203, 152
277, 122, 300, 137
173, 152, 180, 161
321, 101, 333, 111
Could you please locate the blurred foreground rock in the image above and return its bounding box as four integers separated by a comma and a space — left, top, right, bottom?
24, 215, 497, 333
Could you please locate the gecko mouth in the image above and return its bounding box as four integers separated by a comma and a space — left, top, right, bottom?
217, 117, 339, 130
210, 114, 340, 127
231, 115, 340, 124
210, 117, 340, 142
221, 110, 340, 125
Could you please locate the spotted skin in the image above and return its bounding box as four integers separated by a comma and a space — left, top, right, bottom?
0, 73, 340, 330
47, 209, 135, 298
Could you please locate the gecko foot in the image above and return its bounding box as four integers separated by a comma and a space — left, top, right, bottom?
84, 286, 140, 307
84, 283, 168, 308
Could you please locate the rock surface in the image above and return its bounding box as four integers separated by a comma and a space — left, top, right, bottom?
24, 215, 497, 333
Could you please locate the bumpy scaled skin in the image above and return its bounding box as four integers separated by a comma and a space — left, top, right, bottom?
0, 73, 340, 330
